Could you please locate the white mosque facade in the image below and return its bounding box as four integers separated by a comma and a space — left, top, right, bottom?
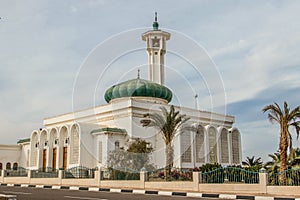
0, 17, 242, 171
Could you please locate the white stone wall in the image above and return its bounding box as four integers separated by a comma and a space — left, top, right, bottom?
0, 145, 21, 169
9, 97, 241, 170
19, 143, 30, 168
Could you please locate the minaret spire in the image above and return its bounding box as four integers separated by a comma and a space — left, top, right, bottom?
153, 12, 159, 30
137, 69, 140, 79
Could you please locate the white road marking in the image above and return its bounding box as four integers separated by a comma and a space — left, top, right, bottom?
88, 187, 99, 192
36, 185, 44, 188
21, 184, 29, 187
2, 191, 32, 195
52, 185, 61, 189
219, 194, 237, 199
187, 192, 202, 197
110, 188, 121, 193
132, 189, 145, 194
64, 196, 107, 200
70, 186, 80, 190
158, 191, 172, 196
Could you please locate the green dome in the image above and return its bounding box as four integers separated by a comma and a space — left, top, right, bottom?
104, 78, 172, 103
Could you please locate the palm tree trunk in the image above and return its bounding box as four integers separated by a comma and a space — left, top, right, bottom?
279, 124, 288, 185
165, 142, 173, 181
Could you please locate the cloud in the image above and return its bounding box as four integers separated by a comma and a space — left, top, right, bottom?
227, 85, 300, 122
0, 0, 300, 165
227, 85, 300, 161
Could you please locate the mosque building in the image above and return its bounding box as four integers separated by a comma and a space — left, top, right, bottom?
0, 15, 242, 171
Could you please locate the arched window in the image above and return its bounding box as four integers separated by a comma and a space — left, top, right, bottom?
181, 132, 192, 163
220, 129, 229, 163
208, 127, 218, 163
115, 141, 120, 150
13, 163, 18, 170
232, 130, 240, 164
30, 132, 38, 167
70, 125, 79, 165
0, 163, 2, 170
6, 162, 11, 170
98, 141, 103, 163
195, 126, 205, 163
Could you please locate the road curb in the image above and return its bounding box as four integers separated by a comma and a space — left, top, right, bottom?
0, 183, 298, 200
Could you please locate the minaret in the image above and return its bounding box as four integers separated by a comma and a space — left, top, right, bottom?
142, 12, 170, 85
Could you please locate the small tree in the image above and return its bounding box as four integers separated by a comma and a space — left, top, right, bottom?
127, 138, 153, 171
107, 138, 154, 172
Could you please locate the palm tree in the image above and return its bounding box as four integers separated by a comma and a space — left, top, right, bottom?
264, 152, 280, 173
262, 101, 300, 183
288, 147, 300, 168
242, 156, 262, 167
264, 152, 281, 185
140, 105, 192, 180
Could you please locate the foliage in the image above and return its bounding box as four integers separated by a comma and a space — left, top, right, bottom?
262, 101, 300, 184
105, 167, 140, 180
147, 168, 193, 182
197, 163, 222, 172
126, 138, 154, 171
107, 138, 154, 172
242, 156, 263, 172
268, 168, 300, 186
141, 105, 194, 180
288, 147, 300, 168
242, 156, 262, 167
266, 148, 300, 174
127, 138, 153, 153
264, 152, 280, 174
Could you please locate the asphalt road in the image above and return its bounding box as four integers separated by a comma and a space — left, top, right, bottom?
0, 186, 208, 200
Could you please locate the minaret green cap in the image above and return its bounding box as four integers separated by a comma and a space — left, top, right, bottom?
153, 12, 159, 30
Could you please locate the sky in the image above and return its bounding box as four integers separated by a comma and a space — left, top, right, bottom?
1, 0, 300, 162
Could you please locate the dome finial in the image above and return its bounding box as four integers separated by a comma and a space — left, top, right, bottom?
153, 12, 159, 30
137, 69, 140, 79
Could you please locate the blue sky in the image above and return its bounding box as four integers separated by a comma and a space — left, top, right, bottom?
1, 0, 300, 162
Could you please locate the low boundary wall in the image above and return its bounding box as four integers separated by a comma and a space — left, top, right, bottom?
1, 170, 300, 197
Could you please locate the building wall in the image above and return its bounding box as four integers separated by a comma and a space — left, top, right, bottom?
0, 145, 21, 170
0, 97, 241, 170
19, 143, 30, 168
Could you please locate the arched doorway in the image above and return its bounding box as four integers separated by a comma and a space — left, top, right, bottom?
49, 128, 58, 170
6, 162, 11, 170
13, 163, 18, 170
59, 126, 69, 170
